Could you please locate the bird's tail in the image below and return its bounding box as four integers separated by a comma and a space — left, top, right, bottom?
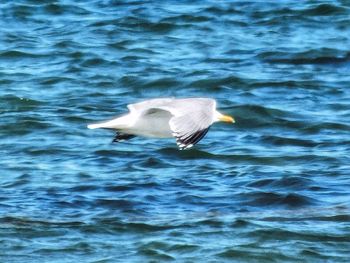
87, 115, 129, 130
87, 120, 118, 129
87, 123, 105, 129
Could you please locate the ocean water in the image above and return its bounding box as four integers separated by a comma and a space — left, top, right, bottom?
1, 0, 350, 262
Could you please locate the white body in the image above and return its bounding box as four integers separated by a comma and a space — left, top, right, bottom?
87, 98, 234, 149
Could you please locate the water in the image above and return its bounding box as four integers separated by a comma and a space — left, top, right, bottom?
1, 0, 350, 262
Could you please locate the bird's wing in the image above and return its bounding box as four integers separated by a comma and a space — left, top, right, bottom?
169, 111, 212, 150
127, 98, 174, 114
157, 98, 216, 150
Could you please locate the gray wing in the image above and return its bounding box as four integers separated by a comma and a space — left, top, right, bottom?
162, 98, 216, 150
169, 111, 212, 150
127, 98, 175, 114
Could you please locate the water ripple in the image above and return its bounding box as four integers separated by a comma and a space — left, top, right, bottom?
1, 0, 350, 262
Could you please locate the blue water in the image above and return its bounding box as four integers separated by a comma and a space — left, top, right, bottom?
1, 0, 350, 262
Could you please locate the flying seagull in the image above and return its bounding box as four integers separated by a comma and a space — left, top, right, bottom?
87, 98, 235, 150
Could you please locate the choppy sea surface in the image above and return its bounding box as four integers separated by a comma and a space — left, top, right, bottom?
1, 0, 350, 262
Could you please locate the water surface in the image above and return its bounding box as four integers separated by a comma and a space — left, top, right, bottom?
1, 0, 350, 262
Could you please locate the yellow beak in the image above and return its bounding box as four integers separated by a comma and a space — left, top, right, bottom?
219, 114, 235, 123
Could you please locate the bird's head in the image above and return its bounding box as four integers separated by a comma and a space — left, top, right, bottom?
215, 111, 235, 123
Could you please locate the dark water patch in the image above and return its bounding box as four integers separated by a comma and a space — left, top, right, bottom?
138, 246, 175, 261
260, 50, 350, 65
143, 77, 181, 90
299, 249, 331, 261
232, 104, 296, 129
269, 176, 312, 190
302, 121, 350, 134
93, 149, 137, 158
95, 198, 137, 210
196, 218, 224, 228
243, 191, 316, 208
0, 216, 84, 229
229, 218, 251, 228
161, 14, 211, 23
0, 95, 44, 113
103, 185, 135, 192
92, 218, 177, 233
190, 75, 249, 90
1, 118, 52, 136
62, 115, 92, 125
119, 75, 144, 88
53, 198, 93, 210
137, 240, 201, 258
2, 2, 90, 19
248, 3, 349, 26
250, 79, 319, 89
128, 47, 160, 55
2, 177, 31, 189
261, 135, 319, 147
38, 76, 75, 85
80, 57, 112, 68
302, 3, 349, 17
309, 214, 350, 222
117, 16, 177, 33
35, 242, 94, 254
53, 40, 84, 50
120, 55, 147, 62
24, 148, 71, 156
202, 6, 241, 16
167, 243, 200, 253
104, 181, 159, 192
107, 39, 135, 50
44, 3, 90, 16
246, 178, 273, 188
251, 228, 350, 243
69, 185, 100, 193
263, 213, 350, 223
217, 248, 293, 262
66, 51, 85, 60
175, 194, 206, 205
0, 50, 48, 59
136, 157, 171, 168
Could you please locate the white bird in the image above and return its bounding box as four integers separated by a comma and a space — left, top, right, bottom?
87, 98, 235, 150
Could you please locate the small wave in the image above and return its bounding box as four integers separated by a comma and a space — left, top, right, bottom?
1, 95, 43, 112
247, 2, 348, 26
95, 198, 136, 210
242, 191, 316, 208
231, 104, 296, 129
138, 247, 175, 261
217, 248, 293, 261
190, 76, 248, 89
259, 49, 350, 65
260, 135, 319, 147
69, 185, 100, 192
118, 16, 177, 33
2, 118, 51, 136
0, 50, 48, 59
247, 176, 312, 191
0, 216, 84, 228
302, 121, 350, 133
202, 6, 241, 16
302, 3, 349, 16
161, 14, 211, 23
142, 77, 181, 90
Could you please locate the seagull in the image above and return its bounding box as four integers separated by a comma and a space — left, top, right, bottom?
87, 98, 235, 150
